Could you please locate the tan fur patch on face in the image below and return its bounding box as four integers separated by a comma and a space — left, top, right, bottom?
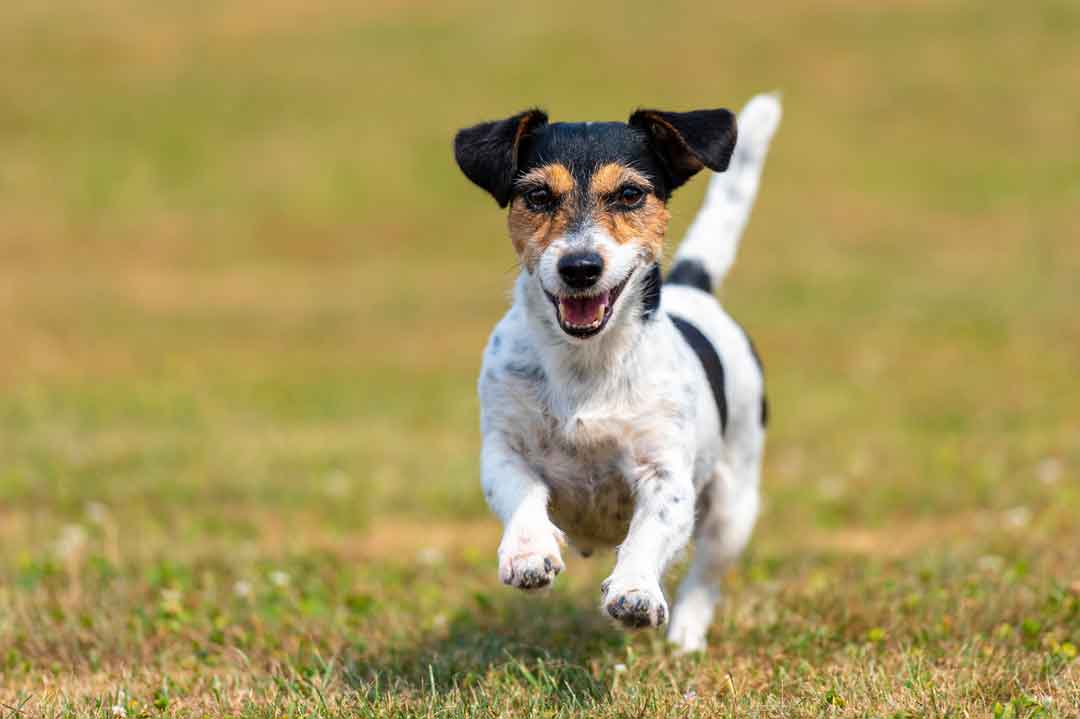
507, 162, 669, 269
588, 163, 650, 197
595, 195, 669, 260
518, 164, 575, 196
507, 163, 575, 271
590, 163, 669, 260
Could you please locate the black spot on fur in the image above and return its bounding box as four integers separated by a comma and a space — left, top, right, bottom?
669, 314, 728, 434
505, 362, 546, 384
695, 482, 714, 532
640, 263, 663, 320
665, 258, 712, 294
737, 322, 769, 428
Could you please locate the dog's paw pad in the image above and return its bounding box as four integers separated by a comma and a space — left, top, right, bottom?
498, 521, 565, 592
500, 552, 563, 591
602, 582, 668, 629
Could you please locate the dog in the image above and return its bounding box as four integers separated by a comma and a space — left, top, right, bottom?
453, 93, 781, 652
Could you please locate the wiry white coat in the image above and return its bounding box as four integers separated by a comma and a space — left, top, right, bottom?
478, 94, 782, 650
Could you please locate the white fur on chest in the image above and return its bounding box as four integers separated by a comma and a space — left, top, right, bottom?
479, 276, 715, 551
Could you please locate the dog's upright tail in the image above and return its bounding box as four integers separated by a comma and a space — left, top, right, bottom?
668, 92, 782, 292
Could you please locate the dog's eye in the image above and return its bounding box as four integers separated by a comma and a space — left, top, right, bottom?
617, 186, 646, 208
524, 187, 555, 211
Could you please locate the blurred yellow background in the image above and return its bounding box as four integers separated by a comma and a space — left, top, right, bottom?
1, 1, 1078, 714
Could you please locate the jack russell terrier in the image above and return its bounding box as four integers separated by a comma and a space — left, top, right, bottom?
453, 93, 781, 651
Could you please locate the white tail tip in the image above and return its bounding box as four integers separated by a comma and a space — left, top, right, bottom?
670, 91, 782, 290
735, 92, 782, 161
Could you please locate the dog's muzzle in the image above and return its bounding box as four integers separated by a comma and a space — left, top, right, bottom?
544, 269, 633, 339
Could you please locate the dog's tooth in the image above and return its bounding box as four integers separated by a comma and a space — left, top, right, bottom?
593, 302, 606, 323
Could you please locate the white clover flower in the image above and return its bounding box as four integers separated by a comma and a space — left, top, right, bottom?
323, 469, 351, 498
233, 580, 253, 598
111, 704, 127, 718
1004, 506, 1032, 528
54, 524, 87, 561
1036, 457, 1063, 485
416, 547, 444, 566
85, 501, 110, 525
818, 476, 846, 500
269, 570, 290, 588
160, 588, 182, 611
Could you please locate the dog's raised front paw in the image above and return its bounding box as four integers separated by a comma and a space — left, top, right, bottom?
601, 576, 668, 629
498, 522, 565, 591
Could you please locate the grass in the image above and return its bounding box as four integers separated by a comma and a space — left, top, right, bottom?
1, 0, 1079, 716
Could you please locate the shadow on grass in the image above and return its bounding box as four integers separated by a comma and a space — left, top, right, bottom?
346, 589, 627, 703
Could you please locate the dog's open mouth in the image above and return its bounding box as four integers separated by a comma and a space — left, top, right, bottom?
545, 271, 633, 339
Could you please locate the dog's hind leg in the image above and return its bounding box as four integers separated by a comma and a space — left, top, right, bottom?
667, 455, 761, 652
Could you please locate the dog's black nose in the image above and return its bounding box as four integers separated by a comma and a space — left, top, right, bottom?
558, 252, 604, 289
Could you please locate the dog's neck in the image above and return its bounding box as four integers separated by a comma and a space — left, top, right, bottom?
517, 264, 663, 407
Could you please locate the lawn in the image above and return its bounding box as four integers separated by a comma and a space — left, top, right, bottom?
1, 0, 1079, 716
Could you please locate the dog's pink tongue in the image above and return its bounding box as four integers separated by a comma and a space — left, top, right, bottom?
561, 293, 608, 326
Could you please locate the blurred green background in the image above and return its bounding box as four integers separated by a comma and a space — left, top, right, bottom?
1, 1, 1078, 714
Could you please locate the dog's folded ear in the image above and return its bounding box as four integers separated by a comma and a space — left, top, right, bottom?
628, 108, 737, 192
454, 109, 549, 208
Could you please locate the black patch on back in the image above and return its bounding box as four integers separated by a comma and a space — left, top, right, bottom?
737, 324, 769, 428
669, 314, 728, 434
665, 259, 712, 294
640, 263, 662, 320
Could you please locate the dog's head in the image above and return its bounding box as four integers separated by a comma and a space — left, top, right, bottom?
454, 107, 736, 340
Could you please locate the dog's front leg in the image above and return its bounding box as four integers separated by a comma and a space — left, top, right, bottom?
481, 433, 565, 591
602, 457, 695, 629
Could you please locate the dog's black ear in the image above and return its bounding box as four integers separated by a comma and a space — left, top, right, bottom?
454, 109, 549, 208
628, 108, 737, 192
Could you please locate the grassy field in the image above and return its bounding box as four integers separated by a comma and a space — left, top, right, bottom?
1, 0, 1079, 716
